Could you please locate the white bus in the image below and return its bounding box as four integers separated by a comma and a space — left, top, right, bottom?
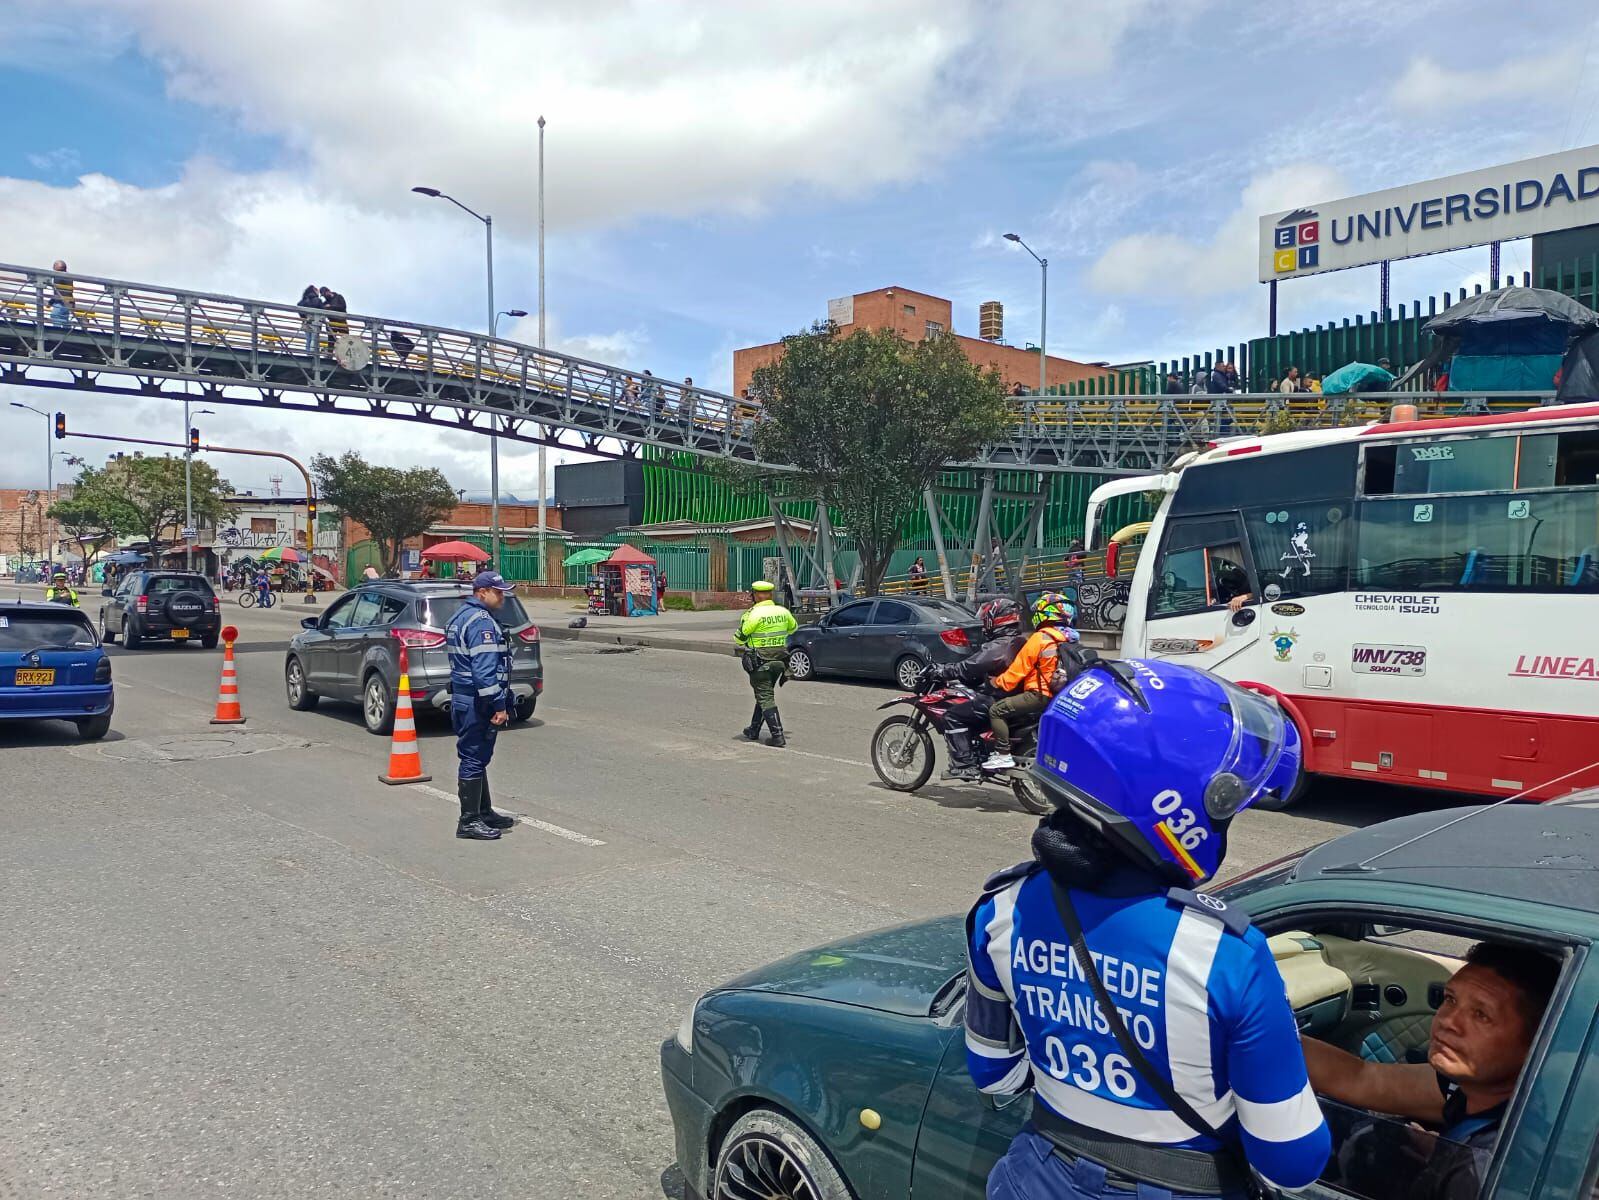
1096, 403, 1599, 804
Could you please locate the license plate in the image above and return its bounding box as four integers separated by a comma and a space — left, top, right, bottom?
171, 628, 190, 638
15, 668, 55, 686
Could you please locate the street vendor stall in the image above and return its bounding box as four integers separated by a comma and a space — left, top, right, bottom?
580, 544, 660, 616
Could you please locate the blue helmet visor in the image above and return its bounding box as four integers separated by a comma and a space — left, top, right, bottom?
1204, 681, 1294, 819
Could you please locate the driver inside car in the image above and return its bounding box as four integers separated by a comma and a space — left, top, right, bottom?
1301, 942, 1559, 1200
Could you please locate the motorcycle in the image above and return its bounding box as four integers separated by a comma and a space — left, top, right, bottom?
869, 645, 1102, 815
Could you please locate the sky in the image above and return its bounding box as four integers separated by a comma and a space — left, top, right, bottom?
1, 0, 1597, 497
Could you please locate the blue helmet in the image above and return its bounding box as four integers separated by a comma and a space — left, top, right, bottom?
1032, 659, 1302, 884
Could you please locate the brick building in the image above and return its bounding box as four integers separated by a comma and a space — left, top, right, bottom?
732, 286, 1113, 397
0, 487, 62, 563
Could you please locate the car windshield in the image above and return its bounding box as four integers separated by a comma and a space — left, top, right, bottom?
0, 612, 96, 650
918, 599, 975, 621
427, 594, 531, 628
147, 576, 214, 596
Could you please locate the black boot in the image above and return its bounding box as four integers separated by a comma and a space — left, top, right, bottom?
741, 703, 764, 741
764, 708, 786, 748
478, 777, 514, 830
456, 778, 501, 840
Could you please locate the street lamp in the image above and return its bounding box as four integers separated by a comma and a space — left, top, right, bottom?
493, 309, 528, 337
414, 184, 503, 569
1003, 233, 1048, 397
11, 401, 55, 562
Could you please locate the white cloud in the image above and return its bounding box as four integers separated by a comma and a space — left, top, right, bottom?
1390, 48, 1584, 115
1086, 163, 1350, 299
88, 0, 1169, 236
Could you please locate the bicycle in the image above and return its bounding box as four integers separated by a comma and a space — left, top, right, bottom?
238, 590, 276, 610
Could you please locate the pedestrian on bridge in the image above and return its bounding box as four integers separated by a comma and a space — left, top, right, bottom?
318, 287, 348, 344
445, 570, 519, 841
48, 260, 73, 328
735, 580, 797, 748
297, 285, 323, 353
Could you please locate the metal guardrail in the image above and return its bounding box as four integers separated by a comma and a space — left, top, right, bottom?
0, 265, 1559, 473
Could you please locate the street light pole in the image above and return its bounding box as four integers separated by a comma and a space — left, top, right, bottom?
10, 402, 53, 564
1003, 232, 1048, 396
537, 114, 548, 591
412, 185, 504, 571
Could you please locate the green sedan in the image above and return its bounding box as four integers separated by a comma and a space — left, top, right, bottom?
661, 803, 1599, 1200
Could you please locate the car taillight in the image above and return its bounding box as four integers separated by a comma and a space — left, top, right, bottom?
392, 628, 446, 649
94, 658, 112, 683
939, 628, 970, 648
517, 625, 541, 643
211, 595, 220, 611
136, 595, 148, 614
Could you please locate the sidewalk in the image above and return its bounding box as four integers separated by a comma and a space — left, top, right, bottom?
519, 597, 739, 657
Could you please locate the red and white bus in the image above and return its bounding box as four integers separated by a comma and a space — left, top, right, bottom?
1095, 403, 1599, 803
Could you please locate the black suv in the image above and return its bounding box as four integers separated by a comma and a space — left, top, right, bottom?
284, 581, 544, 734
99, 571, 222, 649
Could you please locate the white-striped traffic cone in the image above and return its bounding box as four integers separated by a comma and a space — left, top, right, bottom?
378, 645, 431, 785
209, 628, 246, 725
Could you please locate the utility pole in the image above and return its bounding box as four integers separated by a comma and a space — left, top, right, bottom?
537, 115, 548, 590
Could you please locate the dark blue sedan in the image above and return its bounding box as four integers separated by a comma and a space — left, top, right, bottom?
0, 601, 113, 738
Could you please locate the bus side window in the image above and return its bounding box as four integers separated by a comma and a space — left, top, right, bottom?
1151, 517, 1255, 618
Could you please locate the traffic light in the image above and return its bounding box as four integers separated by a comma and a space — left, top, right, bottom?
53, 412, 65, 439
188, 427, 200, 453
307, 499, 318, 521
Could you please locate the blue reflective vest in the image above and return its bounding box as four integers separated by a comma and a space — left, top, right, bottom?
965, 861, 1331, 1191
445, 597, 511, 713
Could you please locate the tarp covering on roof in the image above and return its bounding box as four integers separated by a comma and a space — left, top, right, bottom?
606, 543, 656, 566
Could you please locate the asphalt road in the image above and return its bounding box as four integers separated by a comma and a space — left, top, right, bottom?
0, 594, 1455, 1198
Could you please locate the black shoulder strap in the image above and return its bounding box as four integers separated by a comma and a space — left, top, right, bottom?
1167, 887, 1252, 938
1048, 879, 1226, 1143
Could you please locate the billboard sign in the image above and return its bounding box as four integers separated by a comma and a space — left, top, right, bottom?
1259, 145, 1599, 283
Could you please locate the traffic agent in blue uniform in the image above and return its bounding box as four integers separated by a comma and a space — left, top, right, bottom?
966, 657, 1329, 1199
445, 570, 518, 841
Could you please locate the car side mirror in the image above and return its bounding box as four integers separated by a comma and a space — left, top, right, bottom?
101, 587, 113, 596
301, 616, 320, 630
1230, 607, 1257, 628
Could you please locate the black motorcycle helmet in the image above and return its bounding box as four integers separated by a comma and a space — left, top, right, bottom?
976, 597, 1021, 640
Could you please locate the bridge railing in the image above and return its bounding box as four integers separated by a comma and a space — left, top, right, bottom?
0, 263, 763, 455
0, 264, 1561, 470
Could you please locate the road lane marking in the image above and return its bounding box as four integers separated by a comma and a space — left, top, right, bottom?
416, 783, 606, 846
769, 745, 871, 769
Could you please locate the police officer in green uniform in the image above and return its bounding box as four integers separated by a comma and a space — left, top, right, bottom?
734, 580, 797, 747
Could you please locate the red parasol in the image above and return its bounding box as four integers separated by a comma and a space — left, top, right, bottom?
421, 540, 491, 563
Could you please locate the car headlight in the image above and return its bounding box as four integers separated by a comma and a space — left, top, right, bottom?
675, 998, 699, 1053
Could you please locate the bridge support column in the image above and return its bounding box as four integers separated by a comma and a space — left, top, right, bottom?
966, 471, 995, 606
923, 485, 956, 601
816, 496, 840, 603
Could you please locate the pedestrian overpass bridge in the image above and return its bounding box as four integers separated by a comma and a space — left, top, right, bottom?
0, 264, 1531, 477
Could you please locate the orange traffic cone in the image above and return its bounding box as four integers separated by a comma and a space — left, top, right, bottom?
379, 645, 431, 785
209, 626, 246, 725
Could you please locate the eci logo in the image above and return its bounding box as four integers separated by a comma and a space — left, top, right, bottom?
1273, 208, 1320, 274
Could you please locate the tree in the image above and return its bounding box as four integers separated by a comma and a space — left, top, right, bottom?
749, 322, 1009, 594
70, 456, 234, 552
47, 493, 114, 570
312, 451, 456, 574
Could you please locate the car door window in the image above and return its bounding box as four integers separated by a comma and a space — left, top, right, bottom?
322, 596, 359, 629
346, 594, 383, 628
376, 596, 406, 625
873, 600, 916, 626
827, 602, 874, 628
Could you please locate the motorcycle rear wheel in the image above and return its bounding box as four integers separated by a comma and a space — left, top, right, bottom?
1010, 768, 1051, 815
870, 715, 935, 792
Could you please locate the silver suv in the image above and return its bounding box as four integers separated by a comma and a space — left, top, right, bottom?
284, 581, 543, 734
